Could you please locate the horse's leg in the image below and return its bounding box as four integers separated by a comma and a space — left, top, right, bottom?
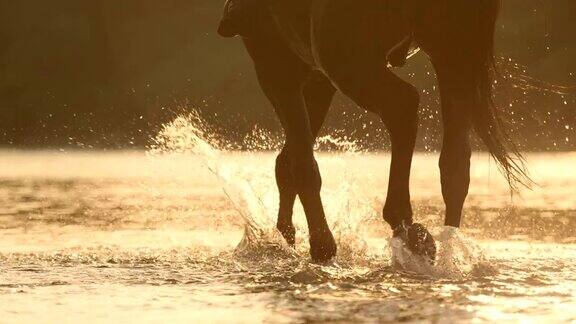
244, 39, 337, 261
323, 64, 434, 259
266, 75, 336, 261
328, 66, 419, 230
311, 0, 421, 228
276, 72, 335, 246
433, 62, 473, 228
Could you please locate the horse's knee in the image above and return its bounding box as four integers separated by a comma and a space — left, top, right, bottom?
289, 154, 322, 194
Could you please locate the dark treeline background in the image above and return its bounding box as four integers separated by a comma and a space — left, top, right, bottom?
0, 0, 574, 150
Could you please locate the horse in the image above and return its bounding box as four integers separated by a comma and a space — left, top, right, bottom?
218, 0, 528, 262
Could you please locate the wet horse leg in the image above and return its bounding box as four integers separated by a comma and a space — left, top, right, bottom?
276, 73, 336, 246
434, 61, 473, 228
244, 39, 337, 261
327, 66, 419, 230
266, 75, 337, 261
312, 0, 436, 259
312, 0, 421, 228
324, 63, 435, 259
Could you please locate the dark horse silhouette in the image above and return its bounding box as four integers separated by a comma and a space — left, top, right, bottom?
218, 0, 527, 262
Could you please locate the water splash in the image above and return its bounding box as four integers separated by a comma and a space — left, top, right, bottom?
149, 113, 285, 257
315, 135, 363, 153
149, 113, 373, 259
391, 226, 494, 278
149, 112, 491, 277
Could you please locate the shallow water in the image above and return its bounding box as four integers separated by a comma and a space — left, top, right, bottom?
1, 148, 575, 323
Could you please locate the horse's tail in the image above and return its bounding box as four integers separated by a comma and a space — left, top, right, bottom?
472, 0, 532, 190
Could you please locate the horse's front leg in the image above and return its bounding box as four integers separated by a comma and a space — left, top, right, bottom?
244, 39, 337, 261
276, 73, 335, 246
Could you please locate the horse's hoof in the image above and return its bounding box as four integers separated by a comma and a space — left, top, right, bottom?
309, 232, 337, 263
394, 222, 437, 263
277, 222, 296, 247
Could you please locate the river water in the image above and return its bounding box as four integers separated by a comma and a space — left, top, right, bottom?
1, 119, 575, 323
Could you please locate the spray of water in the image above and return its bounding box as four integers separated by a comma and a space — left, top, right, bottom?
149, 111, 492, 278
149, 113, 294, 260
391, 227, 495, 278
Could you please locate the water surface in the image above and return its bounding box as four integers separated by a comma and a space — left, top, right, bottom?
1, 149, 575, 323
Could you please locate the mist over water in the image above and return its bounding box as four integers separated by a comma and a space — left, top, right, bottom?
1, 114, 576, 323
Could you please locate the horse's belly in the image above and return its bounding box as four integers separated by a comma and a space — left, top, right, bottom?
310, 0, 411, 72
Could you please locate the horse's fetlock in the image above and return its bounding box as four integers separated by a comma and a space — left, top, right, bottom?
383, 202, 413, 229
277, 221, 296, 246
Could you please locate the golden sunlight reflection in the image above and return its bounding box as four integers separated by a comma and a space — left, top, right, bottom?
1, 121, 575, 322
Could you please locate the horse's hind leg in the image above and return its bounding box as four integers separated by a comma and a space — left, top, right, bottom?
326, 64, 419, 230
324, 64, 435, 259
434, 62, 473, 228
276, 72, 336, 246
313, 0, 419, 229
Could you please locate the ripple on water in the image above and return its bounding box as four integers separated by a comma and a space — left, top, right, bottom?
0, 119, 575, 322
